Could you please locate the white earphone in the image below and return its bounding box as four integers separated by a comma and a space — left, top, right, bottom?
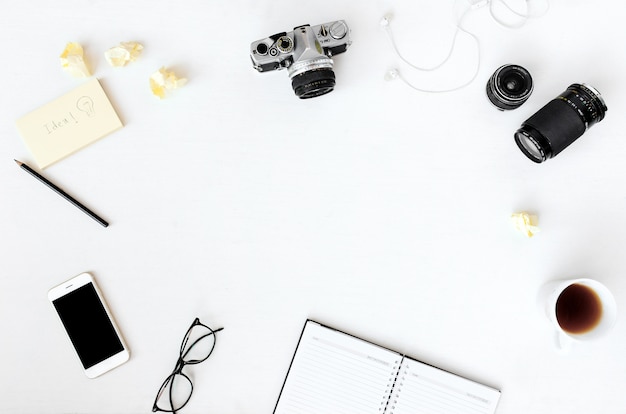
381, 5, 481, 93
382, 0, 549, 93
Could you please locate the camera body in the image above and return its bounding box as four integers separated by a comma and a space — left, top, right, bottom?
250, 21, 351, 98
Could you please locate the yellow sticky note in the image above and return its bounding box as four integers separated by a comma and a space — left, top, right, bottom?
15, 79, 123, 168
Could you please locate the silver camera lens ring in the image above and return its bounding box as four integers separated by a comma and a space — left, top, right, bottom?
288, 57, 334, 78
581, 83, 606, 109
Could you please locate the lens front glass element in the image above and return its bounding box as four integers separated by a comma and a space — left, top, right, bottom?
503, 73, 525, 94
515, 131, 544, 163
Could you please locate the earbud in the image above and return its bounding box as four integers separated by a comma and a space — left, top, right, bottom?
380, 14, 392, 27
384, 68, 400, 81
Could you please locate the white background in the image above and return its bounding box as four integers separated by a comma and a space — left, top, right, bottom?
1, 0, 625, 413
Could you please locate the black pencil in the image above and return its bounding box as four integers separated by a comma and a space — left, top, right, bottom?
14, 160, 109, 228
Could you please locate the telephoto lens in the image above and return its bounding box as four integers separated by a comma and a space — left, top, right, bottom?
514, 83, 607, 163
486, 64, 533, 110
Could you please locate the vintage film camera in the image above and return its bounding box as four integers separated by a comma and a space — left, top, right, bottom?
250, 21, 351, 99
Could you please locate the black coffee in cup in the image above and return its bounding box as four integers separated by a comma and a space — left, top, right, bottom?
555, 283, 603, 334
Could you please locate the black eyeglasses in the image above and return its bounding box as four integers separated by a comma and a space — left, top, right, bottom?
152, 318, 223, 413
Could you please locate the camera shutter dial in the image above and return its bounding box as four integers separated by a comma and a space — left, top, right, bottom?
277, 36, 293, 53
329, 21, 348, 39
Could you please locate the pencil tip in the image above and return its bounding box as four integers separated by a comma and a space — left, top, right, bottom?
14, 159, 22, 166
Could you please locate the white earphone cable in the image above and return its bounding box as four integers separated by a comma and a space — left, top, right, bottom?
489, 0, 550, 29
382, 3, 481, 93
382, 0, 549, 93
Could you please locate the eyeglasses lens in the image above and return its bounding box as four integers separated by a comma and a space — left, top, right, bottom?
181, 323, 216, 363
154, 373, 193, 412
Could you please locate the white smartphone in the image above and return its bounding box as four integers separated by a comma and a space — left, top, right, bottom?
48, 272, 130, 378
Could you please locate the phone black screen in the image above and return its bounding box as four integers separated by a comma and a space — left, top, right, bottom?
52, 283, 124, 369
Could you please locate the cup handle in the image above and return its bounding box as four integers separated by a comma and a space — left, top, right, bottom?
555, 331, 573, 353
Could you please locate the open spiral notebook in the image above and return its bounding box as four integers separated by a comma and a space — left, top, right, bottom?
274, 320, 501, 414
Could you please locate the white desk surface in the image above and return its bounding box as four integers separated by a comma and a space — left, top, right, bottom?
2, 1, 625, 413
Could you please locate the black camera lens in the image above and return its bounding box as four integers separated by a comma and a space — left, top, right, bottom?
486, 64, 533, 110
514, 83, 607, 163
291, 69, 336, 99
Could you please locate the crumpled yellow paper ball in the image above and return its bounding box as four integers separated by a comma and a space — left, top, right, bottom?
60, 42, 91, 78
149, 67, 187, 99
511, 212, 540, 237
105, 42, 143, 67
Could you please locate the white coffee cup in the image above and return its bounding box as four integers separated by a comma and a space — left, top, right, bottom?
542, 278, 617, 351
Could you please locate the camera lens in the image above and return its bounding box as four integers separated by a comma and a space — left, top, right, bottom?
486, 64, 533, 110
291, 68, 336, 99
514, 83, 607, 163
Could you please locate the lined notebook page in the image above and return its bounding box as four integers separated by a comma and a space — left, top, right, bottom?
387, 358, 501, 414
274, 321, 401, 414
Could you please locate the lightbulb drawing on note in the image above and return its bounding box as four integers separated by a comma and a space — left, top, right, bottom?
76, 96, 95, 117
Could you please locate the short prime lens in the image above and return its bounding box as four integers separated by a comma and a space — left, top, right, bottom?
291, 68, 336, 99
514, 83, 607, 163
486, 64, 533, 110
